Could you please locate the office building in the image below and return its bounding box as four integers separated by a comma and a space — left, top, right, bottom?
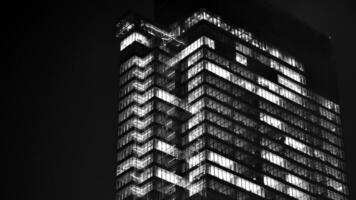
115, 3, 349, 200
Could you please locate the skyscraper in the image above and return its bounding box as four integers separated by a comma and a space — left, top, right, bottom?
115, 3, 349, 200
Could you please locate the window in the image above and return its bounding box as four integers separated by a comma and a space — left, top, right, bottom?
235, 48, 249, 66
156, 167, 187, 187
116, 154, 153, 176
208, 165, 265, 197
120, 54, 154, 74
120, 32, 150, 51
156, 139, 179, 157
168, 36, 214, 66
261, 150, 285, 167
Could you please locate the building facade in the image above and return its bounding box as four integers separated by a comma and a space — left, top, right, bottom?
115, 8, 348, 200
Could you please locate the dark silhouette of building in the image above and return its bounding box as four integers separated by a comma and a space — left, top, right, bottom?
115, 1, 349, 199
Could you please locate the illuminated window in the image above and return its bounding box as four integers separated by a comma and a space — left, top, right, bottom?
156, 139, 179, 157
285, 137, 311, 156
236, 43, 252, 56
260, 113, 282, 129
286, 173, 309, 191
156, 167, 187, 187
116, 155, 153, 175
208, 165, 265, 197
131, 182, 153, 197
189, 164, 206, 182
188, 180, 206, 196
188, 75, 203, 91
120, 54, 154, 74
168, 36, 214, 66
188, 125, 204, 142
235, 52, 247, 66
263, 176, 311, 200
188, 61, 204, 79
188, 86, 204, 103
188, 111, 205, 129
190, 98, 205, 114
205, 62, 231, 79
261, 150, 285, 167
156, 88, 180, 106
188, 151, 206, 168
120, 32, 150, 51
187, 50, 203, 67
270, 60, 305, 84
179, 10, 304, 71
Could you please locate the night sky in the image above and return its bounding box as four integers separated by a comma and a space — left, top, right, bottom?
5, 0, 356, 200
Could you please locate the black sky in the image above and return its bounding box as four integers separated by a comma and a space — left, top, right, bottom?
4, 0, 356, 200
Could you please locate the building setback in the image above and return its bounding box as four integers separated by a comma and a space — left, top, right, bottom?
115, 6, 349, 200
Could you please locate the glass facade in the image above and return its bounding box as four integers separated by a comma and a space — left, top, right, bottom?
116, 9, 348, 200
